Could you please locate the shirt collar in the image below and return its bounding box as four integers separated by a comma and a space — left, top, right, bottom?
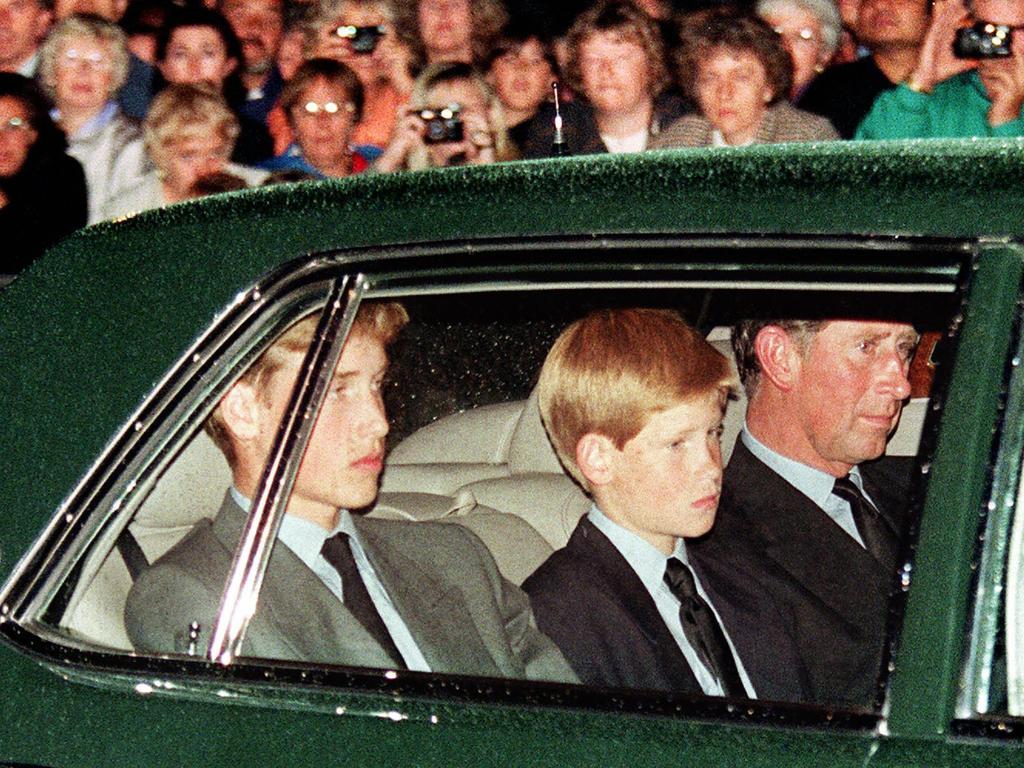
740, 424, 863, 505
230, 486, 359, 572
587, 504, 689, 593
61, 101, 119, 139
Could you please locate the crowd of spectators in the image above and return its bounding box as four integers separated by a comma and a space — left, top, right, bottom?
3, 0, 1024, 269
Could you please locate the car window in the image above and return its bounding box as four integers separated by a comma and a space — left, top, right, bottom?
7, 238, 968, 724
957, 310, 1024, 723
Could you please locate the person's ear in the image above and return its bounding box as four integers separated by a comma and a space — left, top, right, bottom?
754, 325, 803, 391
576, 432, 618, 488
218, 380, 263, 443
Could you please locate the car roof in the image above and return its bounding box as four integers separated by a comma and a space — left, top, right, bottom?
0, 140, 1021, 580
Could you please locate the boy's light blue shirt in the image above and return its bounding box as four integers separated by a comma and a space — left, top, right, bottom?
588, 505, 756, 698
230, 487, 430, 671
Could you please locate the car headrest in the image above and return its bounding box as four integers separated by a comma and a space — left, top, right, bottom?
507, 388, 564, 476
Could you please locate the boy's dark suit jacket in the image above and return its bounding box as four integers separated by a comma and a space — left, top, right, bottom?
522, 515, 810, 701
690, 440, 914, 707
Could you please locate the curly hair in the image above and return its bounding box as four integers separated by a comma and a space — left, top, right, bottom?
143, 83, 239, 173
674, 7, 793, 104
388, 0, 508, 71
39, 13, 131, 101
563, 0, 669, 99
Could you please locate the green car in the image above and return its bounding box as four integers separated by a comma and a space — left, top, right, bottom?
3, 141, 1024, 766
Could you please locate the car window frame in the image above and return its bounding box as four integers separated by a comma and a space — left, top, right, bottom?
0, 232, 977, 732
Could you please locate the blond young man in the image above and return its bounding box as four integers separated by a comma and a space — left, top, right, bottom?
523, 308, 807, 700
125, 302, 574, 683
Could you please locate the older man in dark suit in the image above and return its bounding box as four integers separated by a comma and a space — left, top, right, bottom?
125, 302, 573, 682
523, 309, 808, 701
691, 318, 919, 707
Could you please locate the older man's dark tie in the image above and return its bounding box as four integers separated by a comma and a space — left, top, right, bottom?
832, 476, 899, 568
321, 532, 405, 668
663, 558, 745, 696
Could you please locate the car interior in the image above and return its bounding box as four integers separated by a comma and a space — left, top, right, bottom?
55, 284, 940, 659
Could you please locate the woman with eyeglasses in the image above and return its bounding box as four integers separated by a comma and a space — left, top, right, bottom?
0, 73, 87, 275
261, 58, 377, 178
39, 13, 151, 224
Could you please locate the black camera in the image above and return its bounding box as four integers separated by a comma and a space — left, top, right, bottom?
954, 21, 1013, 59
417, 104, 464, 144
334, 25, 386, 54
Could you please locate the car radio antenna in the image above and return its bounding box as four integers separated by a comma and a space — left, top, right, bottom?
551, 81, 568, 156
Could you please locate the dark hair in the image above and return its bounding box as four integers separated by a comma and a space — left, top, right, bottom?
120, 0, 174, 37
483, 20, 557, 72
156, 6, 243, 65
563, 0, 670, 99
154, 6, 246, 106
0, 73, 67, 161
280, 58, 365, 124
675, 7, 793, 104
731, 319, 824, 394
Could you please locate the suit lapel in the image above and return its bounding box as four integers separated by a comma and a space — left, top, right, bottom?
723, 443, 888, 631
209, 496, 396, 668
354, 517, 501, 677
570, 518, 700, 690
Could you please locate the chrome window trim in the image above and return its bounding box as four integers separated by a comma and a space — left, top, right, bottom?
367, 281, 955, 297
957, 296, 1024, 717
209, 275, 363, 664
0, 256, 337, 621
0, 232, 973, 726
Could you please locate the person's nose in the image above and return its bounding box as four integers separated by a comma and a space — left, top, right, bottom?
358, 392, 389, 440
187, 54, 204, 79
197, 155, 221, 176
717, 78, 734, 102
699, 433, 724, 483
878, 349, 912, 400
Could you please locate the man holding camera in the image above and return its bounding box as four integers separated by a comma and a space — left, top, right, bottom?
856, 0, 1024, 137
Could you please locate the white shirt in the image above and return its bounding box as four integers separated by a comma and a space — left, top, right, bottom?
601, 128, 649, 154
231, 487, 431, 671
740, 425, 877, 548
588, 505, 757, 697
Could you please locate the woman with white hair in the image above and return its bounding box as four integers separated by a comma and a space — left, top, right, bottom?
756, 0, 842, 99
39, 13, 151, 223
102, 84, 267, 219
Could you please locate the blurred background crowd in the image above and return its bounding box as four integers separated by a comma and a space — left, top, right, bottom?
2, 0, 1022, 270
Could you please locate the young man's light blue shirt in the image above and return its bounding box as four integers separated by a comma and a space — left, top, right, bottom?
740, 426, 877, 548
231, 487, 430, 671
588, 505, 756, 698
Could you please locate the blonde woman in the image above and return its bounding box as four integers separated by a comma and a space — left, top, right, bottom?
374, 61, 515, 171
39, 13, 151, 223
103, 83, 267, 219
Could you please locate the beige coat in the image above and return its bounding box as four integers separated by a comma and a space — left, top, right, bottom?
649, 102, 840, 149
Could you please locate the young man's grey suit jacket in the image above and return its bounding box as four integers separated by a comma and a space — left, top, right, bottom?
124, 494, 575, 683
